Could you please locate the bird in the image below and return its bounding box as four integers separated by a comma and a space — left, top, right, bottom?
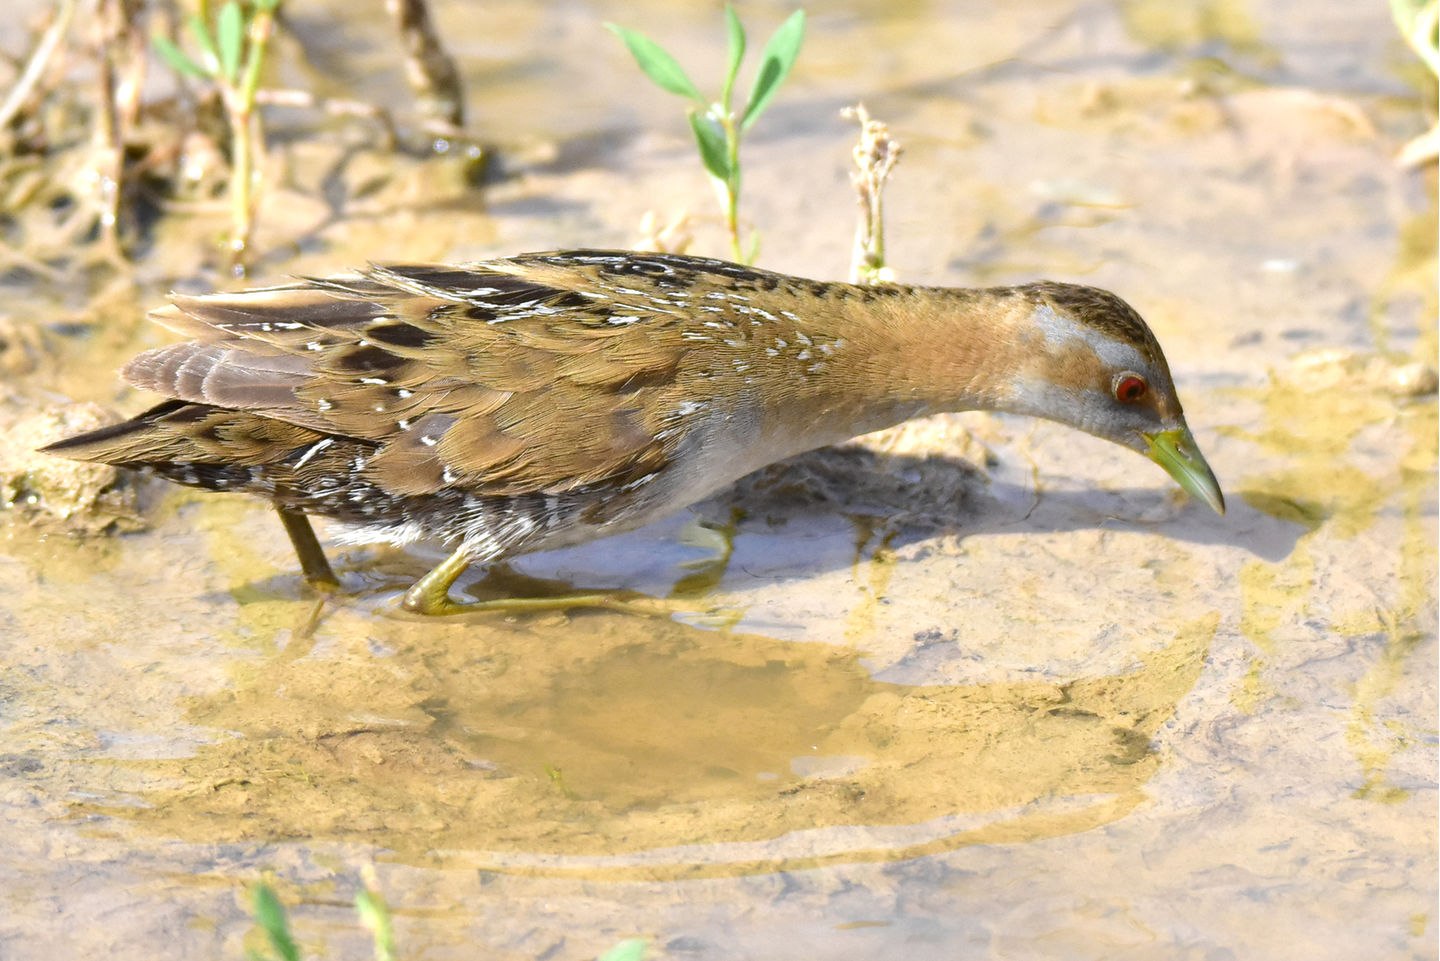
42, 249, 1224, 615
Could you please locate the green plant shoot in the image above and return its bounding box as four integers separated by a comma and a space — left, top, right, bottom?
607, 7, 806, 263
598, 939, 649, 961
1389, 0, 1438, 165
247, 883, 301, 961
151, 0, 282, 269
355, 870, 398, 961
245, 874, 399, 961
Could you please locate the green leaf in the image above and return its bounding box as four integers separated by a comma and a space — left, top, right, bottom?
152, 34, 209, 79
355, 889, 398, 961
687, 111, 731, 182
185, 13, 221, 73
250, 884, 301, 961
216, 0, 244, 84
598, 939, 649, 961
605, 23, 704, 102
741, 9, 805, 131
720, 6, 746, 111
1390, 0, 1427, 33
1390, 0, 1440, 72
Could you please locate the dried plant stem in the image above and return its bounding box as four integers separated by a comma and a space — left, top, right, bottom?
0, 0, 80, 131
844, 103, 902, 285
385, 0, 465, 132
92, 59, 123, 254
0, 237, 68, 281
91, 0, 146, 256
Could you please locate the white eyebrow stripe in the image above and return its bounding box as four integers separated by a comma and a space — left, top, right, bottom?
1034, 304, 1149, 371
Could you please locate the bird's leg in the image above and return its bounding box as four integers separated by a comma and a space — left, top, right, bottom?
401, 546, 727, 619
401, 546, 474, 615
275, 506, 340, 590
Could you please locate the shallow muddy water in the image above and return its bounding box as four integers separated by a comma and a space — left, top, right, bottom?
0, 1, 1435, 959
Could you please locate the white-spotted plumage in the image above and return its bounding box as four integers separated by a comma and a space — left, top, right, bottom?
42, 249, 1222, 612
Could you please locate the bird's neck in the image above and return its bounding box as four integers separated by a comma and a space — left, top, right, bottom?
750, 284, 1035, 450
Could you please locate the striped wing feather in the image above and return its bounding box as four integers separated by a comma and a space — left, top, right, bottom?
108, 255, 695, 497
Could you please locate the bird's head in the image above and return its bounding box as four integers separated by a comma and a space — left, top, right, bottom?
1000, 282, 1225, 515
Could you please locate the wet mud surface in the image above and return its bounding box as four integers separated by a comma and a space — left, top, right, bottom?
0, 1, 1435, 959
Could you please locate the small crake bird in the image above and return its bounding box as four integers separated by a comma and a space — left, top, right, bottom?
44, 250, 1224, 614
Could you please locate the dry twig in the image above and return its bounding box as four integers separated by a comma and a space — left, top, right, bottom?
385, 0, 465, 134
843, 103, 902, 285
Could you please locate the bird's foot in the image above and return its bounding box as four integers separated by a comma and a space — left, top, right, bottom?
400, 586, 725, 619
399, 550, 735, 621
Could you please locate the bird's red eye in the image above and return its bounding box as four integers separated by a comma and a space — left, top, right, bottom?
1114, 374, 1148, 403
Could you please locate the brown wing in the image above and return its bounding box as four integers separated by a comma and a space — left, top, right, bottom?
113, 254, 698, 497
41, 398, 326, 468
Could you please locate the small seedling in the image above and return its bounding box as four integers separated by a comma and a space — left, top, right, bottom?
607, 7, 806, 263
598, 939, 649, 961
152, 0, 281, 270
246, 874, 397, 961
354, 867, 398, 961
243, 875, 644, 961
247, 882, 301, 961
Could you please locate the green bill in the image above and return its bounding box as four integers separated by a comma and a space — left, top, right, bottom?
1144, 426, 1225, 515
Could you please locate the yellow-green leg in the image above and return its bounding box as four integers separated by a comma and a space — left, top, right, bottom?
401, 547, 474, 615
275, 506, 339, 590
400, 546, 726, 618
